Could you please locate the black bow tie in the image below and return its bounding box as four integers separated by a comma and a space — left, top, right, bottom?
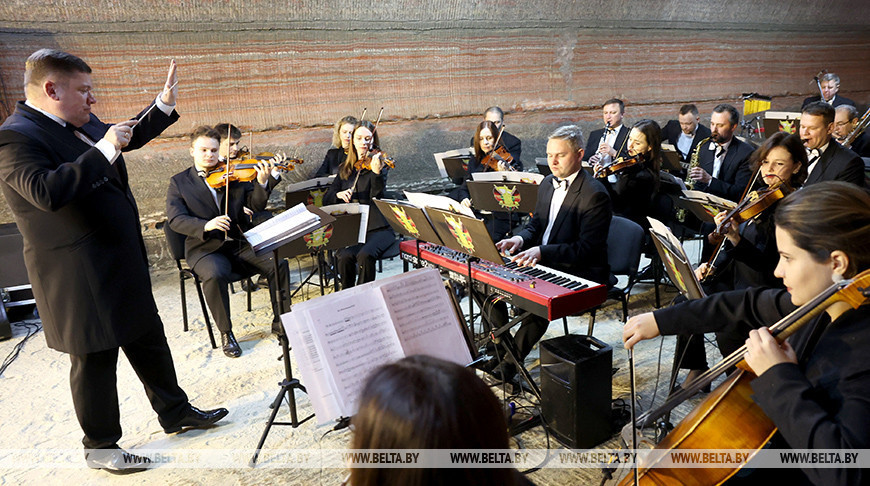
553, 177, 569, 190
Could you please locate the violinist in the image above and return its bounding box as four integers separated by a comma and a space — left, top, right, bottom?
314, 115, 358, 178
594, 119, 661, 230
452, 120, 523, 241
215, 122, 242, 162
323, 120, 396, 289
624, 182, 870, 485
673, 133, 808, 389
166, 126, 291, 358
468, 106, 523, 166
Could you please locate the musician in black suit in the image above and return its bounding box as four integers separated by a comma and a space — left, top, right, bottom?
487, 125, 612, 386
314, 115, 358, 178
801, 72, 856, 109
688, 104, 755, 201
834, 104, 870, 158
661, 104, 712, 165
167, 126, 291, 358
800, 102, 865, 187
0, 50, 227, 473
583, 98, 630, 164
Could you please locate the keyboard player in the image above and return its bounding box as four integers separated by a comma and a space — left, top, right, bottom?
486, 125, 612, 387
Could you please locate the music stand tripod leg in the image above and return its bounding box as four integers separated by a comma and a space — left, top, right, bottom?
250, 250, 314, 466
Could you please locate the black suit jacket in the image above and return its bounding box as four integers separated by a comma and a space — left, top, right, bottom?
583, 125, 629, 162
849, 131, 870, 158
314, 147, 345, 178
166, 167, 269, 268
654, 288, 870, 485
0, 101, 177, 354
662, 120, 712, 162
805, 140, 865, 187
516, 170, 611, 285
801, 94, 856, 109
693, 137, 755, 200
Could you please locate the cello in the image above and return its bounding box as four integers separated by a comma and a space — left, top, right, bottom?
617, 269, 870, 485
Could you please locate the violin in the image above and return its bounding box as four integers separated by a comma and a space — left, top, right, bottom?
354, 147, 396, 171
593, 152, 646, 179
204, 157, 302, 188
480, 145, 515, 171
711, 183, 790, 237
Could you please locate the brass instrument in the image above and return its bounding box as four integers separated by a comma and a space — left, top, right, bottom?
842, 107, 870, 149
677, 136, 712, 222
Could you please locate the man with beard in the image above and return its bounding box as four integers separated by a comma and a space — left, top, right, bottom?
687, 103, 754, 201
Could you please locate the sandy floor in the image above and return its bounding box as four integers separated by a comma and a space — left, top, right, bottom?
0, 252, 709, 485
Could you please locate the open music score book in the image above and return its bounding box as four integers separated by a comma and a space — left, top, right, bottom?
281, 267, 473, 425
470, 171, 544, 184
678, 190, 736, 223
243, 203, 323, 254
403, 191, 476, 218
648, 217, 705, 300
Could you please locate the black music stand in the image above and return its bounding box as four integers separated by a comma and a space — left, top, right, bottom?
434, 149, 473, 185
249, 205, 335, 466
467, 178, 538, 238
761, 111, 801, 140
284, 176, 335, 208
674, 191, 735, 224
277, 211, 363, 295
660, 147, 684, 172
424, 207, 542, 400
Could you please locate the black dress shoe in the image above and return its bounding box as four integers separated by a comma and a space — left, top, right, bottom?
85, 446, 151, 474
221, 331, 241, 358
163, 405, 229, 434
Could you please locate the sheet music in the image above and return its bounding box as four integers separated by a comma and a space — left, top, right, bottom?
404, 191, 476, 218
471, 171, 544, 184
433, 148, 473, 179
283, 175, 336, 193
682, 190, 736, 210
320, 203, 369, 243
305, 290, 405, 418
281, 311, 343, 424
243, 203, 319, 250
378, 268, 472, 365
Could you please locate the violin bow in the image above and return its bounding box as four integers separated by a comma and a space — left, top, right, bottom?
222, 124, 232, 240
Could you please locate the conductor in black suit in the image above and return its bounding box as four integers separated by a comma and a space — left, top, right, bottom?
167, 126, 291, 358
687, 104, 755, 201
801, 72, 855, 109
0, 49, 227, 473
584, 98, 630, 165
488, 125, 612, 386
661, 103, 712, 165
800, 101, 865, 187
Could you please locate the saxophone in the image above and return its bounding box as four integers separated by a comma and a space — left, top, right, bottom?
677, 136, 712, 222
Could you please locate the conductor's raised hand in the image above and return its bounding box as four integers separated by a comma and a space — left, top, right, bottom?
204, 215, 232, 233
623, 312, 661, 349
160, 59, 178, 106
495, 235, 523, 255
105, 119, 138, 150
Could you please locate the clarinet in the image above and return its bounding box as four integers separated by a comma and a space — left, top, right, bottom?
677, 136, 712, 222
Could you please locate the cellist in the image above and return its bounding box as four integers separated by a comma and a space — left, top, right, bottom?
623, 181, 870, 485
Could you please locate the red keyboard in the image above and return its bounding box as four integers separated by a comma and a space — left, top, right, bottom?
400, 240, 606, 320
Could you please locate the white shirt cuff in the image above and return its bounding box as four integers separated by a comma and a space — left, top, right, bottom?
154, 96, 175, 116
95, 139, 120, 164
